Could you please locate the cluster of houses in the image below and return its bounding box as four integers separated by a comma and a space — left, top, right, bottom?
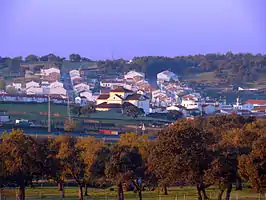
99, 71, 151, 95
4, 63, 67, 101
69, 69, 98, 106
1, 63, 266, 118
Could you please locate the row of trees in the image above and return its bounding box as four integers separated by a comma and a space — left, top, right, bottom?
0, 54, 92, 63
1, 52, 266, 84
71, 102, 145, 119
0, 115, 265, 200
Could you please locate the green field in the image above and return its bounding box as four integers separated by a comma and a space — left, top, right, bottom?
184, 72, 218, 83
0, 103, 171, 126
1, 186, 262, 200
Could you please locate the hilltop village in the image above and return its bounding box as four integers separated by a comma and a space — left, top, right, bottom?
0, 61, 266, 119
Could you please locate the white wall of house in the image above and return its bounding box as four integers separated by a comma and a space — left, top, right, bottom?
26, 87, 43, 95
233, 103, 254, 111
41, 67, 60, 76
50, 81, 64, 88
124, 71, 145, 80
157, 70, 178, 83
181, 99, 200, 109
26, 81, 40, 89
69, 70, 80, 77
100, 81, 124, 88
12, 83, 22, 90
49, 87, 67, 96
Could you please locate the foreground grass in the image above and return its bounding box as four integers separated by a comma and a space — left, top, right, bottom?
1, 186, 263, 200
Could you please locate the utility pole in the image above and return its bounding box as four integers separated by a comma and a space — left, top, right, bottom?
67, 94, 71, 122
48, 95, 51, 133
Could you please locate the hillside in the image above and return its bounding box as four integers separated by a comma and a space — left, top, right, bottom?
1, 53, 266, 86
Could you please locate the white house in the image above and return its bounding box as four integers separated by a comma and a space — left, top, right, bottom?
80, 91, 97, 102
75, 96, 88, 106
166, 105, 183, 112
100, 79, 125, 88
124, 71, 145, 80
181, 94, 201, 109
50, 81, 64, 89
26, 81, 40, 89
233, 97, 254, 111
0, 94, 47, 103
26, 87, 43, 95
245, 99, 266, 107
157, 70, 178, 84
41, 67, 60, 76
49, 87, 67, 96
41, 81, 50, 88
73, 83, 90, 93
69, 70, 80, 77
12, 82, 22, 90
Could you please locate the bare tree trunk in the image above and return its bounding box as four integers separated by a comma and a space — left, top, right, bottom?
225, 183, 232, 200
57, 182, 65, 198
218, 189, 224, 200
196, 184, 203, 200
84, 184, 88, 196
163, 185, 168, 195
138, 190, 142, 200
235, 177, 242, 191
78, 184, 84, 200
117, 182, 124, 200
201, 186, 209, 200
17, 185, 25, 200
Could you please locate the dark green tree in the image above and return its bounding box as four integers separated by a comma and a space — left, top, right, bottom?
25, 54, 39, 62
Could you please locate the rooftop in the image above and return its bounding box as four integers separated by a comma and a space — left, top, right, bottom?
245, 99, 266, 105
97, 94, 110, 100
111, 87, 133, 93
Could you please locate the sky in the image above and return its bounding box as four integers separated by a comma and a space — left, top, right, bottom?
0, 0, 266, 60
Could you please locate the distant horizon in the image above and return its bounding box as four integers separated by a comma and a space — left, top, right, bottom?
1, 51, 266, 61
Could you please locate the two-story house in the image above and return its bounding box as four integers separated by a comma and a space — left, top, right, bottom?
96, 87, 150, 114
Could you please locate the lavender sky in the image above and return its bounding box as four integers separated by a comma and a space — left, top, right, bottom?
1, 0, 266, 60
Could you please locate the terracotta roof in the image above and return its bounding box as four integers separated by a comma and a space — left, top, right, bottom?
97, 94, 110, 100
100, 89, 111, 94
125, 94, 149, 101
182, 95, 195, 99
252, 107, 266, 112
245, 99, 266, 105
96, 102, 122, 109
111, 87, 133, 93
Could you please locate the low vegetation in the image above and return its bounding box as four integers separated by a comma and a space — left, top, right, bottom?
0, 115, 265, 200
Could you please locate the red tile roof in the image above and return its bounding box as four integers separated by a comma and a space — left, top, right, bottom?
97, 94, 110, 100
111, 87, 133, 93
245, 99, 266, 105
182, 95, 195, 99
96, 102, 122, 109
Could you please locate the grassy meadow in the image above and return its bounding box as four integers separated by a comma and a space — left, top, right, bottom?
1, 186, 263, 200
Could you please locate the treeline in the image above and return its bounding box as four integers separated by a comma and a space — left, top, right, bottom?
1, 115, 265, 200
1, 52, 266, 84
